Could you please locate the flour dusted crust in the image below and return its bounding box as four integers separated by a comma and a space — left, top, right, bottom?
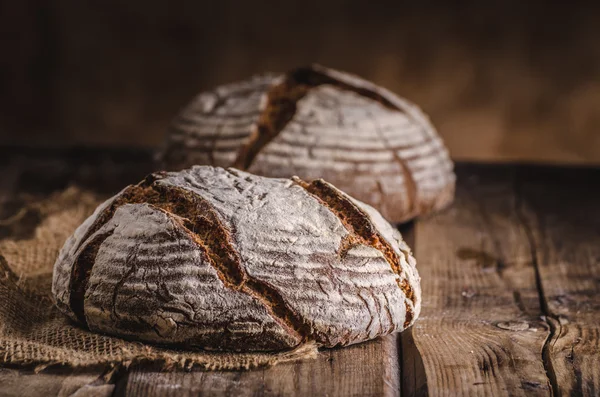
52, 166, 420, 351
162, 64, 455, 223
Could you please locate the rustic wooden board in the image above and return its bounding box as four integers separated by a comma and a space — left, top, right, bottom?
412, 165, 552, 396
0, 367, 114, 397
118, 335, 400, 397
518, 167, 600, 396
397, 224, 428, 397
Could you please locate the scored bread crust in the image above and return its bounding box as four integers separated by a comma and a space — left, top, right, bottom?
161, 64, 455, 223
52, 166, 421, 352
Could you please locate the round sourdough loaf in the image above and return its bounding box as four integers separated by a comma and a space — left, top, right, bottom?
52, 166, 420, 351
161, 64, 455, 223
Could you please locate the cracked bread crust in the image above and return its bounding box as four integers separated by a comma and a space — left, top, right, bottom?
52, 166, 421, 351
161, 64, 455, 224
291, 177, 420, 328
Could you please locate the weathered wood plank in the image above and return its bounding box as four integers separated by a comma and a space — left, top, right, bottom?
412, 165, 552, 396
0, 367, 114, 397
400, 327, 427, 397
253, 335, 399, 397
398, 223, 428, 397
119, 333, 400, 397
518, 167, 600, 396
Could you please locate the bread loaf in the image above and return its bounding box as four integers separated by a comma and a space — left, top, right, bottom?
52, 166, 420, 351
161, 64, 455, 223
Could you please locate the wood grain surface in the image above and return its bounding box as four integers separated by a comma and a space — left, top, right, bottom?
0, 367, 115, 397
412, 165, 551, 396
117, 335, 400, 397
0, 148, 599, 396
518, 168, 600, 396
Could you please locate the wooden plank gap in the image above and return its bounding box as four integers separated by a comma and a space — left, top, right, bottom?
514, 168, 560, 397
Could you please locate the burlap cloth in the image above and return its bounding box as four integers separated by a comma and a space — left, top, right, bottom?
0, 187, 317, 371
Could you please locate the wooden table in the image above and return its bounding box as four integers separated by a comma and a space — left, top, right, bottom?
0, 148, 598, 397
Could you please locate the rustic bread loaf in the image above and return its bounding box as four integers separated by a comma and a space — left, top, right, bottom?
52, 166, 420, 352
161, 64, 455, 223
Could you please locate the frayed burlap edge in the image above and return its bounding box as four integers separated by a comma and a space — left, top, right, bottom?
0, 187, 318, 371
0, 335, 319, 373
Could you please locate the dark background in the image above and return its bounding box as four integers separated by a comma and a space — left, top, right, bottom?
2, 1, 600, 163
